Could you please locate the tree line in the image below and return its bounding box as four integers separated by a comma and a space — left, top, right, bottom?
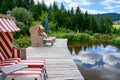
0, 0, 113, 34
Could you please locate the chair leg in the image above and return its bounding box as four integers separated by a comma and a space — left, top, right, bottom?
0, 73, 6, 80
51, 42, 53, 46
43, 67, 48, 79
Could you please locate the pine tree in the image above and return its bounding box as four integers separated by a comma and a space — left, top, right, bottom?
104, 16, 113, 33
29, 2, 42, 20
89, 16, 97, 33
0, 0, 7, 14
84, 11, 89, 31
60, 3, 65, 11
98, 17, 105, 33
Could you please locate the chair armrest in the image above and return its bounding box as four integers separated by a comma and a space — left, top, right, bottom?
1, 63, 27, 74
0, 64, 27, 80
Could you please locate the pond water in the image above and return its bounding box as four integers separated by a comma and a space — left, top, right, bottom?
67, 41, 120, 80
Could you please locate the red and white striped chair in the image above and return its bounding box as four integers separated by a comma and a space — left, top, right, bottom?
0, 14, 47, 80
29, 25, 54, 46
38, 27, 54, 46
0, 64, 45, 80
12, 45, 47, 77
0, 46, 48, 80
0, 56, 47, 80
42, 32, 56, 42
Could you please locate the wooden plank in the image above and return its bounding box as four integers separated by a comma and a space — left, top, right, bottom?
26, 39, 84, 80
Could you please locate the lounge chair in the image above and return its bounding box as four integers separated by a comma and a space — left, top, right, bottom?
0, 46, 47, 80
42, 32, 56, 42
0, 14, 47, 80
0, 64, 46, 80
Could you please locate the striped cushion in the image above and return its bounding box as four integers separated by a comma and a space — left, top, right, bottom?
20, 60, 45, 63
21, 68, 43, 72
5, 75, 44, 80
7, 58, 21, 62
43, 38, 53, 43
21, 62, 45, 68
4, 69, 44, 80
22, 68, 47, 78
20, 60, 45, 68
0, 57, 21, 64
2, 60, 19, 64
0, 63, 15, 68
20, 60, 47, 78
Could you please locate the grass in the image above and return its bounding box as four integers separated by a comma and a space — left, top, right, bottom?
112, 24, 120, 35
47, 31, 68, 38
113, 24, 120, 29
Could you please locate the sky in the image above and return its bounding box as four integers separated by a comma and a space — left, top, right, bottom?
34, 0, 120, 14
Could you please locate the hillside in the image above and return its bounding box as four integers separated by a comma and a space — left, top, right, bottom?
94, 13, 120, 21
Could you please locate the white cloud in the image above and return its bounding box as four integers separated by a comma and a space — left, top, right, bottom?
34, 0, 104, 14
104, 5, 120, 11
34, 0, 99, 6
77, 53, 102, 65
34, 0, 120, 13
101, 0, 120, 13
80, 8, 107, 14
103, 53, 120, 65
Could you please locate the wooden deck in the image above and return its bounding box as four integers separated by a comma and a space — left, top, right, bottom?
26, 39, 84, 80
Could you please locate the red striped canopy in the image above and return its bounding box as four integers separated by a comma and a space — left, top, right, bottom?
0, 14, 20, 32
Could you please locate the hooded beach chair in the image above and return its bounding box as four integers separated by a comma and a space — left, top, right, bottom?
0, 14, 47, 80
29, 25, 54, 46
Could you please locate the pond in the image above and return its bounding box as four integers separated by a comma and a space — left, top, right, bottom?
67, 41, 120, 80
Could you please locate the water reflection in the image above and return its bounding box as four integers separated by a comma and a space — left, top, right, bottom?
68, 41, 120, 80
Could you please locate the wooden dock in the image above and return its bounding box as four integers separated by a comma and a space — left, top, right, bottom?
26, 39, 84, 80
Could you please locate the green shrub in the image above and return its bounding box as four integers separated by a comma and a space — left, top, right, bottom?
49, 21, 56, 31
110, 37, 120, 46
89, 36, 99, 44
85, 30, 93, 35
20, 26, 30, 36
62, 33, 75, 40
62, 33, 90, 41
13, 26, 30, 39
101, 34, 109, 43
16, 21, 25, 27
57, 27, 72, 33
76, 33, 90, 41
11, 7, 34, 26
13, 36, 30, 48
93, 33, 101, 39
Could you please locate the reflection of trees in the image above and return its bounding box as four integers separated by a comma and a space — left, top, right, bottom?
83, 46, 87, 51
75, 46, 82, 55
67, 40, 111, 55
68, 47, 72, 54
68, 46, 82, 55
103, 43, 108, 48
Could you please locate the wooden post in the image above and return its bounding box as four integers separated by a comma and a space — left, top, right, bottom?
21, 48, 26, 60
